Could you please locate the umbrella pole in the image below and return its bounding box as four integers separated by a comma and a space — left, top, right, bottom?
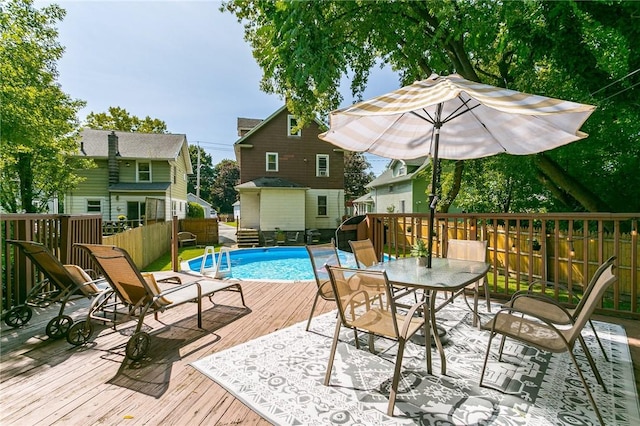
427, 103, 443, 268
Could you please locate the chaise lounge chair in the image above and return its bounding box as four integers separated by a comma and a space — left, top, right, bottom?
68, 243, 247, 360
5, 240, 108, 339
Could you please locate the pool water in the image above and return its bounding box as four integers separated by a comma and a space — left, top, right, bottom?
186, 246, 357, 281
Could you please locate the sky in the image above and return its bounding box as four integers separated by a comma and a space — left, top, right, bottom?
40, 0, 402, 175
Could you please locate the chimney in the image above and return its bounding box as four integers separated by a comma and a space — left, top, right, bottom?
108, 131, 120, 185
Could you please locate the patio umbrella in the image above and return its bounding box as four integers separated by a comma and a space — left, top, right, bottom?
319, 73, 596, 267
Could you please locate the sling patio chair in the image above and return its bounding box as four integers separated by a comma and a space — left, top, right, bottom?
502, 255, 616, 362
5, 240, 108, 339
324, 265, 429, 416
480, 262, 617, 426
305, 242, 342, 331
349, 239, 415, 302
67, 243, 247, 361
445, 239, 490, 327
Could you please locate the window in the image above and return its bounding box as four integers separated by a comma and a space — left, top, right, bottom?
87, 200, 101, 213
266, 152, 279, 172
400, 200, 406, 213
317, 195, 327, 216
287, 115, 301, 137
389, 184, 394, 193
316, 154, 329, 177
137, 162, 151, 182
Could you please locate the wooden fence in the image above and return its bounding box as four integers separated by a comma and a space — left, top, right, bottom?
102, 222, 173, 269
366, 213, 639, 317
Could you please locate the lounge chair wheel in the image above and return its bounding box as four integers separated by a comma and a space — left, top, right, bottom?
66, 320, 94, 345
4, 305, 33, 328
46, 315, 73, 339
126, 332, 151, 361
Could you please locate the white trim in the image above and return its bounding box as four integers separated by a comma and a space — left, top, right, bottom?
137, 161, 152, 182
266, 152, 279, 172
316, 154, 329, 177
287, 115, 301, 137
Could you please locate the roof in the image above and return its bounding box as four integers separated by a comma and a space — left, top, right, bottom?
237, 118, 263, 136
235, 176, 308, 190
78, 128, 189, 162
366, 157, 430, 188
233, 105, 327, 146
187, 193, 212, 207
108, 182, 171, 191
353, 192, 374, 203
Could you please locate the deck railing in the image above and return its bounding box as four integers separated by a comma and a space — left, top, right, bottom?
1, 214, 103, 312
2, 212, 638, 319
365, 213, 639, 318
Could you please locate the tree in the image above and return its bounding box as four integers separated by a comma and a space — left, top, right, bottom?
344, 152, 375, 200
222, 0, 639, 212
1, 0, 88, 213
85, 106, 168, 133
211, 159, 240, 214
187, 201, 204, 218
187, 145, 216, 204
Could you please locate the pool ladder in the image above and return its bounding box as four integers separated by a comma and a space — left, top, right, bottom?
200, 246, 232, 279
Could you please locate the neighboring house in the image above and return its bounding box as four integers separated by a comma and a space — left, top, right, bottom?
366, 158, 431, 214
352, 192, 374, 215
65, 129, 193, 223
234, 106, 345, 234
187, 193, 214, 218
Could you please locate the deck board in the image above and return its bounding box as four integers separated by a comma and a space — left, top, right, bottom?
1, 275, 637, 425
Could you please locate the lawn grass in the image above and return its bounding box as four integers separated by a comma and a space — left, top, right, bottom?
142, 245, 221, 272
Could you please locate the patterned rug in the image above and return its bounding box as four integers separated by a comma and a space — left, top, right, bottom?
192, 298, 640, 425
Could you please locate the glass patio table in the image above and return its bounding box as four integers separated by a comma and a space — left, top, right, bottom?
366, 257, 490, 375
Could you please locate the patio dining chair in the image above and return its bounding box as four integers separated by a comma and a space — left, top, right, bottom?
349, 239, 415, 302
5, 240, 107, 339
68, 243, 246, 360
480, 262, 617, 426
305, 242, 342, 331
502, 255, 616, 362
445, 239, 490, 327
324, 265, 429, 416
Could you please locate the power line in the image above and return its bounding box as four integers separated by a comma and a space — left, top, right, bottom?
590, 68, 640, 96
600, 80, 640, 103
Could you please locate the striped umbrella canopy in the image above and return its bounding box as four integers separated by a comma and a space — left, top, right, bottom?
319, 73, 596, 267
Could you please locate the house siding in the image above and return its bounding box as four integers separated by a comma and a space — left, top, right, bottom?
238, 110, 343, 189
305, 189, 344, 229
259, 189, 306, 231
239, 192, 260, 229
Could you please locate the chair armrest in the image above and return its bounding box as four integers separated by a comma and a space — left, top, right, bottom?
509, 293, 574, 324
399, 299, 427, 337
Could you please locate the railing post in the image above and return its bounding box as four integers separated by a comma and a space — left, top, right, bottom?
59, 214, 71, 264
172, 216, 179, 272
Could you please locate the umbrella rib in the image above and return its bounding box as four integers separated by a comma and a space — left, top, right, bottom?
410, 110, 435, 125
442, 96, 481, 124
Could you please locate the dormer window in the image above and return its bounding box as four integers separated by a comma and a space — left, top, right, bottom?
137, 162, 151, 182
287, 115, 301, 137
394, 160, 407, 177
316, 154, 329, 177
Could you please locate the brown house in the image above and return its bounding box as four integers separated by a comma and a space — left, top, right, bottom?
234, 106, 345, 239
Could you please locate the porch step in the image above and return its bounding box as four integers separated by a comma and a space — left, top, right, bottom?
237, 228, 259, 248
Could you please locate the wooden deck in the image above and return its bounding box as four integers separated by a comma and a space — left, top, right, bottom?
1, 274, 638, 425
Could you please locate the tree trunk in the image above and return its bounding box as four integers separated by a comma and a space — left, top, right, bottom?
17, 153, 36, 213
534, 153, 610, 212
439, 160, 464, 212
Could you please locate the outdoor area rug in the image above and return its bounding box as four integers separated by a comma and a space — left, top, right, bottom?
192, 298, 640, 425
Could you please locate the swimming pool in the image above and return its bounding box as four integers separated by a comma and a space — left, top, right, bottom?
184, 246, 357, 282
